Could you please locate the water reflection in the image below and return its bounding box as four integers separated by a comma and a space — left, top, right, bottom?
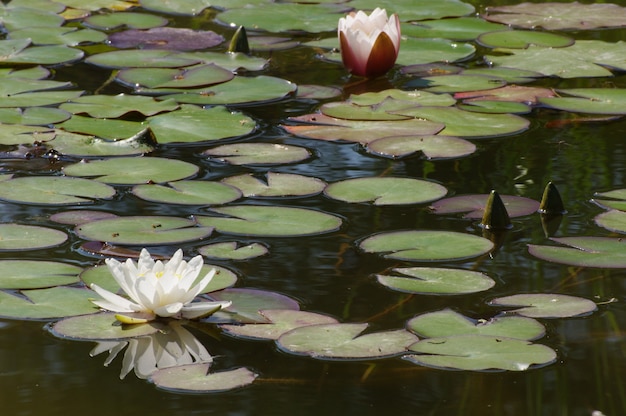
90, 321, 212, 379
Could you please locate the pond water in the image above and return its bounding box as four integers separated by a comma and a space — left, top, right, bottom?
1, 0, 626, 415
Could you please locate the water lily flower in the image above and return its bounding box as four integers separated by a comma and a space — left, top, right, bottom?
90, 248, 231, 322
338, 8, 401, 78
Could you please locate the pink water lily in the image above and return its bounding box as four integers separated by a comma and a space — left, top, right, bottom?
338, 8, 401, 78
90, 248, 231, 323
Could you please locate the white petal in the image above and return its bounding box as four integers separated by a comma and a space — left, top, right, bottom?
90, 283, 144, 313
181, 300, 231, 320
154, 302, 184, 317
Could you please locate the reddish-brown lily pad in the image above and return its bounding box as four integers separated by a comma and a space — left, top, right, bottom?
108, 27, 224, 50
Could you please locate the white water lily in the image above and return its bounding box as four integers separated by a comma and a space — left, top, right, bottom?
90, 248, 231, 322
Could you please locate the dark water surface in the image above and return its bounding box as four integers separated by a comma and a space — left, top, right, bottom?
2, 0, 626, 415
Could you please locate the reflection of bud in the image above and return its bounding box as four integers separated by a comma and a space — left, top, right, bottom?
90, 321, 212, 379
338, 8, 401, 78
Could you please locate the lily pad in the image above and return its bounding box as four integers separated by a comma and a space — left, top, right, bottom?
405, 335, 556, 371
0, 287, 97, 320
539, 88, 626, 115
484, 2, 626, 31
0, 6, 64, 31
0, 224, 67, 250
60, 94, 179, 118
83, 12, 168, 30
150, 365, 258, 393
58, 116, 146, 140
0, 176, 115, 205
206, 288, 300, 324
116, 64, 234, 89
0, 260, 82, 289
109, 28, 224, 50
489, 293, 597, 318
198, 242, 268, 261
477, 30, 574, 49
418, 74, 506, 94
528, 236, 626, 268
0, 42, 83, 65
349, 0, 475, 22
8, 27, 107, 46
0, 91, 84, 108
75, 216, 214, 246
360, 230, 494, 262
401, 17, 507, 41
220, 172, 326, 198
148, 105, 255, 144
196, 205, 342, 237
324, 177, 447, 205
63, 157, 199, 185
455, 85, 556, 105
49, 313, 162, 340
430, 194, 540, 219
366, 135, 476, 160
86, 49, 202, 69
132, 181, 241, 205
592, 189, 626, 210
50, 210, 118, 225
0, 107, 70, 125
377, 267, 495, 295
407, 309, 545, 340
203, 143, 310, 165
595, 209, 626, 234
220, 309, 339, 341
46, 131, 155, 157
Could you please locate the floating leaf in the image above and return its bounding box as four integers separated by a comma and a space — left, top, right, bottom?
0, 42, 83, 65
430, 194, 540, 219
46, 131, 155, 157
377, 267, 495, 295
0, 224, 67, 250
407, 309, 545, 340
0, 107, 70, 125
220, 309, 339, 340
477, 30, 574, 49
405, 335, 556, 371
592, 188, 626, 211
198, 242, 268, 261
277, 323, 419, 360
528, 236, 626, 268
418, 74, 506, 94
58, 115, 146, 140
0, 260, 81, 289
50, 210, 118, 225
150, 365, 258, 393
360, 230, 493, 262
63, 157, 199, 185
0, 287, 97, 320
49, 313, 162, 340
83, 12, 168, 30
75, 216, 214, 246
366, 135, 476, 160
86, 49, 202, 69
0, 7, 64, 31
324, 177, 447, 205
196, 206, 342, 237
116, 64, 233, 89
203, 143, 310, 165
8, 27, 107, 46
207, 288, 300, 324
109, 28, 224, 50
132, 181, 241, 205
349, 0, 475, 22
0, 124, 53, 145
490, 293, 597, 318
0, 176, 115, 205
455, 85, 555, 105
60, 94, 179, 118
0, 91, 84, 108
540, 88, 626, 114
401, 17, 507, 41
221, 172, 326, 198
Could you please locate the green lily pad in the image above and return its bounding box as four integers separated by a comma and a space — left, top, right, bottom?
285, 114, 444, 144
117, 64, 233, 89
455, 85, 556, 105
0, 42, 83, 65
349, 89, 456, 107
0, 176, 115, 205
324, 177, 447, 206
540, 88, 626, 114
220, 172, 326, 198
0, 260, 82, 289
8, 27, 107, 46
177, 51, 268, 72
0, 90, 84, 108
461, 67, 543, 84
430, 194, 540, 219
360, 230, 493, 262
83, 12, 168, 30
592, 189, 626, 210
132, 181, 241, 205
109, 28, 224, 51
150, 365, 258, 393
458, 100, 531, 114
397, 37, 475, 66
63, 157, 199, 185
407, 309, 545, 340
198, 242, 268, 261
0, 287, 97, 320
277, 323, 419, 360
58, 116, 145, 140
49, 313, 162, 340
595, 209, 626, 233
81, 263, 236, 294
0, 107, 70, 125
401, 17, 507, 41
206, 288, 300, 324
0, 124, 53, 145
486, 41, 626, 78
477, 30, 574, 49
50, 210, 118, 225
365, 135, 476, 160
418, 74, 506, 94
159, 76, 296, 106
148, 105, 255, 144
528, 236, 626, 268
391, 107, 530, 138
0, 7, 64, 32
75, 216, 214, 246
349, 0, 474, 22
196, 205, 342, 237
46, 131, 155, 157
203, 143, 310, 165
61, 0, 135, 11
220, 309, 339, 341
60, 94, 179, 118
489, 293, 597, 318
139, 0, 234, 15
0, 224, 67, 250
377, 267, 495, 295
484, 2, 626, 31
405, 335, 556, 371
86, 49, 202, 69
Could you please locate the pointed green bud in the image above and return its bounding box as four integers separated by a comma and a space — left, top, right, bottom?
228, 26, 250, 54
481, 190, 512, 230
539, 182, 566, 215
